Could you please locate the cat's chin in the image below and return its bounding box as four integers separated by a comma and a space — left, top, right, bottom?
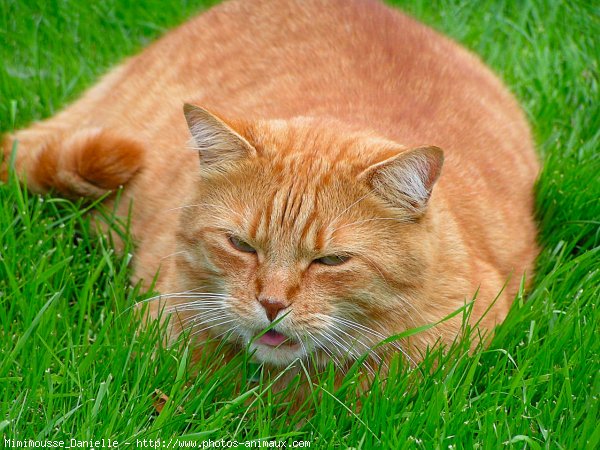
249, 341, 306, 367
233, 328, 309, 367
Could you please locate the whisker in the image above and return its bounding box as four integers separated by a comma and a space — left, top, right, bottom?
165, 297, 230, 303
165, 305, 231, 316
323, 326, 377, 378
315, 329, 347, 375
317, 314, 370, 368
178, 310, 231, 328
330, 189, 375, 225
163, 302, 229, 313
212, 324, 240, 341
190, 318, 238, 337
164, 300, 230, 309
328, 315, 417, 368
294, 331, 311, 373
179, 286, 229, 294
358, 253, 389, 284
304, 329, 333, 369
180, 310, 230, 326
161, 292, 231, 298
160, 250, 187, 261
151, 295, 230, 307
329, 316, 388, 341
165, 300, 231, 305
335, 319, 394, 348
328, 321, 384, 365
400, 297, 429, 325
134, 290, 230, 307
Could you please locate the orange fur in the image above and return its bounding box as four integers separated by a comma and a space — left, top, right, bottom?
1, 0, 539, 375
2, 127, 144, 198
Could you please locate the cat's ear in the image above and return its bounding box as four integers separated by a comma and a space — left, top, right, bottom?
359, 146, 444, 213
183, 103, 255, 169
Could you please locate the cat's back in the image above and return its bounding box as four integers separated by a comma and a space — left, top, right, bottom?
89, 0, 534, 162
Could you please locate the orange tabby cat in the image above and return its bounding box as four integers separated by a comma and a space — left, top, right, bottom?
1, 0, 538, 372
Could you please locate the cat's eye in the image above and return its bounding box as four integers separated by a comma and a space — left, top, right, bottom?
229, 235, 256, 253
314, 254, 350, 266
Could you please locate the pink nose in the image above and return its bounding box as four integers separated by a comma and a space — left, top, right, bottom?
258, 297, 288, 322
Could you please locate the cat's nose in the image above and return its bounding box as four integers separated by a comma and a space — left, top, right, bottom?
258, 296, 288, 322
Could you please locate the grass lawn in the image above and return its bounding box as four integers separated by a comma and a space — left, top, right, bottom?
1, 0, 598, 448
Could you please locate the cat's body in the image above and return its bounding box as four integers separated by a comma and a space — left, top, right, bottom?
2, 0, 538, 370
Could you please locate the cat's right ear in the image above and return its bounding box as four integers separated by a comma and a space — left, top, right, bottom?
183, 103, 256, 170
359, 146, 444, 215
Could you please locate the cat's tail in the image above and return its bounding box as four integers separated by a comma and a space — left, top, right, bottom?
1, 126, 144, 198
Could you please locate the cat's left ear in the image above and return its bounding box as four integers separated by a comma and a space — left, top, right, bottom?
359, 146, 444, 213
184, 103, 256, 170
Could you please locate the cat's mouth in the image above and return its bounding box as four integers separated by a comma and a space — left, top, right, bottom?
246, 329, 305, 366
255, 329, 299, 349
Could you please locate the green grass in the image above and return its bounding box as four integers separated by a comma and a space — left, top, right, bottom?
1, 0, 598, 448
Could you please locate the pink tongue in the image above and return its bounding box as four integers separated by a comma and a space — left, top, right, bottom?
258, 330, 288, 347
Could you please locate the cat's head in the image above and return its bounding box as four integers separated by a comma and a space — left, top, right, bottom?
172, 104, 443, 368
